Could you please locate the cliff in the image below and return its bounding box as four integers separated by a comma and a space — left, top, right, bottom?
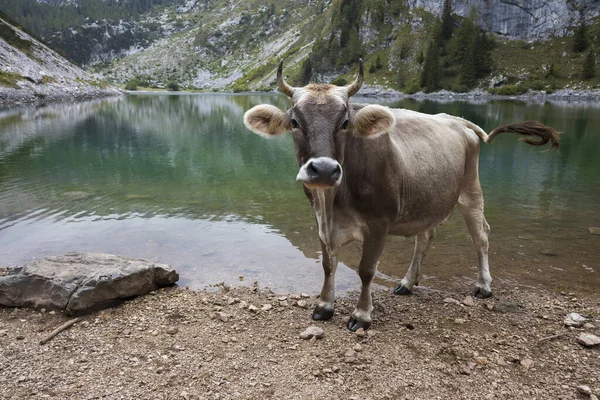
0, 17, 120, 108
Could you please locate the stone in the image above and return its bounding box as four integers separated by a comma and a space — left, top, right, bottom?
0, 253, 178, 315
296, 300, 308, 309
248, 305, 259, 313
520, 359, 534, 369
299, 326, 324, 340
215, 312, 229, 322
583, 323, 595, 329
540, 249, 558, 256
166, 327, 178, 335
353, 343, 363, 352
589, 227, 600, 235
564, 313, 588, 328
355, 328, 367, 338
443, 298, 460, 305
576, 385, 592, 395
591, 395, 599, 400
454, 318, 466, 324
277, 296, 287, 301
474, 357, 488, 366
344, 349, 356, 358
459, 365, 472, 375
261, 304, 272, 311
577, 333, 600, 347
462, 296, 475, 306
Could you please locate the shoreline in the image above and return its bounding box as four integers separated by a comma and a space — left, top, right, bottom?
1, 283, 598, 399
0, 84, 123, 110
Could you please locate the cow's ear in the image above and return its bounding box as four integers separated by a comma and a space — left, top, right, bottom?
244, 105, 291, 138
353, 105, 396, 138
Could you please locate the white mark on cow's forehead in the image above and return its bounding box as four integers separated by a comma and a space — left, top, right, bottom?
293, 84, 347, 105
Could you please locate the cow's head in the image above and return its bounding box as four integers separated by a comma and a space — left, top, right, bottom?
244, 60, 395, 190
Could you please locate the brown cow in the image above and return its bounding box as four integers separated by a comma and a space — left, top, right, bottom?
243, 60, 559, 331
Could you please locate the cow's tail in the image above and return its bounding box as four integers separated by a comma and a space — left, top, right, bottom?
460, 118, 560, 150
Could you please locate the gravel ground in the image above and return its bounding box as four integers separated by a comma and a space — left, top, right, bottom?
0, 85, 122, 109
1, 283, 599, 400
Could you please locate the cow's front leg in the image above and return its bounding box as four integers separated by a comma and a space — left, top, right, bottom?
348, 232, 387, 331
313, 240, 338, 321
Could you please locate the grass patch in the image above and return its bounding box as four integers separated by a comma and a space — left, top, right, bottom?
0, 70, 23, 88
41, 75, 57, 84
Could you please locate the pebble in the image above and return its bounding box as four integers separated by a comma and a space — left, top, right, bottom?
520, 358, 534, 369
180, 390, 190, 400
355, 328, 367, 338
540, 249, 558, 256
261, 304, 272, 311
577, 385, 592, 395
215, 312, 229, 322
564, 313, 588, 327
443, 298, 460, 305
301, 293, 310, 298
299, 326, 325, 340
278, 296, 287, 301
583, 323, 595, 329
296, 300, 308, 309
166, 327, 178, 335
474, 356, 487, 366
577, 333, 600, 347
344, 349, 356, 358
248, 305, 259, 313
591, 395, 599, 400
462, 296, 475, 306
459, 365, 472, 375
353, 343, 362, 352
454, 318, 466, 325
16, 335, 25, 340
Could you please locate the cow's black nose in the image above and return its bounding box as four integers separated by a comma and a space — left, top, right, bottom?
307, 159, 342, 182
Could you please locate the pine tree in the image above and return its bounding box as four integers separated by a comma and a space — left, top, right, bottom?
421, 42, 441, 92
582, 51, 596, 80
573, 16, 588, 53
297, 58, 312, 85
441, 0, 453, 41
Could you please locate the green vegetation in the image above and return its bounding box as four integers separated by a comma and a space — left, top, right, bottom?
0, 20, 34, 58
582, 51, 596, 80
166, 80, 179, 91
41, 75, 56, 85
0, 70, 23, 88
125, 79, 139, 91
573, 15, 588, 53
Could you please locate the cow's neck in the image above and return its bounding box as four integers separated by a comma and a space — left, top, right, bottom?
312, 187, 336, 254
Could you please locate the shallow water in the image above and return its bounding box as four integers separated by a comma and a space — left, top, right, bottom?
0, 93, 598, 294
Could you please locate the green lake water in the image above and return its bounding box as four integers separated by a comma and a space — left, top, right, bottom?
0, 93, 598, 294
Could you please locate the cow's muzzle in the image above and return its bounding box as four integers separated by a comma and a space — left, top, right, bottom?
296, 157, 342, 189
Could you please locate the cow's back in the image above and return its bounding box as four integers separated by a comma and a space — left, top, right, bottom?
345, 107, 478, 236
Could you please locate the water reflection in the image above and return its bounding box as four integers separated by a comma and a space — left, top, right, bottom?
0, 94, 598, 294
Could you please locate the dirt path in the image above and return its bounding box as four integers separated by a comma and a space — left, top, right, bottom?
1, 282, 598, 400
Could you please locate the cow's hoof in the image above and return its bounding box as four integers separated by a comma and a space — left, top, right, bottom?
393, 284, 412, 296
312, 307, 334, 321
473, 287, 493, 299
347, 316, 371, 332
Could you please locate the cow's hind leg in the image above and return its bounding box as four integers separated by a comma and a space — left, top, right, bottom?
348, 232, 386, 331
313, 240, 338, 321
394, 229, 436, 295
458, 189, 493, 298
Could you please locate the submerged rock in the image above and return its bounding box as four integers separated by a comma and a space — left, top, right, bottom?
0, 253, 178, 315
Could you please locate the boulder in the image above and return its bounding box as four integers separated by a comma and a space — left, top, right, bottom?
0, 253, 178, 315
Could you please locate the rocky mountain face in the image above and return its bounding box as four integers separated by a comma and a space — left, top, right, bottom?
410, 0, 600, 39
0, 17, 120, 108
1, 0, 598, 92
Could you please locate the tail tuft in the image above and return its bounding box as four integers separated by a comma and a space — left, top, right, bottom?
488, 121, 560, 150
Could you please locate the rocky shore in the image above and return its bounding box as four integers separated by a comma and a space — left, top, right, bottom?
1, 282, 598, 399
0, 83, 121, 109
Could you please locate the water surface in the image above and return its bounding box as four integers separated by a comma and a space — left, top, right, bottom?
0, 94, 598, 294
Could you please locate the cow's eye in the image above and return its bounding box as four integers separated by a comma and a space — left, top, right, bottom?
342, 120, 349, 130
290, 118, 299, 129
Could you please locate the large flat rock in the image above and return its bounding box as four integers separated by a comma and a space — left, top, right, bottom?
0, 253, 178, 315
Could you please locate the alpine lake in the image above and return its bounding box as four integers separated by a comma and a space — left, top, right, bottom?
1, 93, 598, 295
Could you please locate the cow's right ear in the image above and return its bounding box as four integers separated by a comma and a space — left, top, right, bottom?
243, 105, 291, 138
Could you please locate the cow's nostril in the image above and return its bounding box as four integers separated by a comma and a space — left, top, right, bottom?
307, 161, 319, 176
331, 165, 342, 180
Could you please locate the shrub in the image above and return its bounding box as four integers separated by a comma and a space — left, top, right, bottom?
125, 79, 139, 91
330, 76, 348, 86
167, 81, 179, 91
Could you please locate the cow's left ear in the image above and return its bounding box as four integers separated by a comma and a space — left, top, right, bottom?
244, 104, 291, 138
353, 105, 396, 138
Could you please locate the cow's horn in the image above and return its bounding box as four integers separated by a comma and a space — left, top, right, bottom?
277, 60, 295, 97
345, 58, 364, 97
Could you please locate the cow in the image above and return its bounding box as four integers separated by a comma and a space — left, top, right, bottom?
243, 60, 560, 331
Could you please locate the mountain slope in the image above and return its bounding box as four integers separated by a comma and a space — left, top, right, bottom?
0, 16, 120, 108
